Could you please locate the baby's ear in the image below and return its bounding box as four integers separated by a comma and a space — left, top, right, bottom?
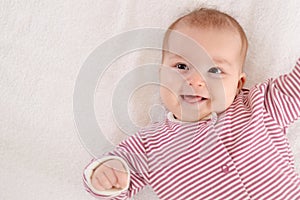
237, 72, 246, 93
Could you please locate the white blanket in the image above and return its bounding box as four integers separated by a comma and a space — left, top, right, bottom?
0, 0, 299, 199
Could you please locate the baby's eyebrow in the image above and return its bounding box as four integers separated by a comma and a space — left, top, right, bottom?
212, 57, 231, 65
164, 52, 183, 59
166, 53, 231, 66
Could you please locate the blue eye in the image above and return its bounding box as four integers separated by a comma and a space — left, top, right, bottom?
208, 66, 222, 74
175, 63, 189, 70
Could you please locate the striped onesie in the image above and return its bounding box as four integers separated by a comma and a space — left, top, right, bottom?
83, 59, 300, 199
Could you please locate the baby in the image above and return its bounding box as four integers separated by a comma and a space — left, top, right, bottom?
83, 8, 300, 199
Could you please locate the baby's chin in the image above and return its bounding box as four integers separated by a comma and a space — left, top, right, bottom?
174, 112, 212, 122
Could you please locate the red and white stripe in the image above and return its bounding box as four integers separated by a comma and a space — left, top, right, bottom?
84, 59, 300, 199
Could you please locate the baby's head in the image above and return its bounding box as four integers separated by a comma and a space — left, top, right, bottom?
160, 8, 248, 122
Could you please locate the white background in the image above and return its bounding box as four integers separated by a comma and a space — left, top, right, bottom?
1, 0, 299, 199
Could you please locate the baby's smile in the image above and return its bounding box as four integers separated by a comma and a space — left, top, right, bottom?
180, 94, 208, 104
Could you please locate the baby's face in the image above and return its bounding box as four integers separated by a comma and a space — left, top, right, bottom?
160, 25, 246, 122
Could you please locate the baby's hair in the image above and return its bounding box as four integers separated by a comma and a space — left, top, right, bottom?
163, 7, 248, 67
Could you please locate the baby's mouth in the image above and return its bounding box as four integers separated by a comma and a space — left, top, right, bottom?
180, 95, 208, 104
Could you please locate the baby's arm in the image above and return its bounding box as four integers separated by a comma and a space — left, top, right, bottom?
90, 159, 128, 192
83, 133, 149, 199
261, 58, 300, 127
83, 156, 130, 199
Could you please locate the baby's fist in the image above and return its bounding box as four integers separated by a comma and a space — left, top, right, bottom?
91, 159, 128, 191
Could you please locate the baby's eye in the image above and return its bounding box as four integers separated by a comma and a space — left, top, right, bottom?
208, 66, 223, 74
176, 63, 189, 70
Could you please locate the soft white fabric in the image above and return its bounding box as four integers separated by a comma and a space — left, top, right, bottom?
0, 0, 299, 200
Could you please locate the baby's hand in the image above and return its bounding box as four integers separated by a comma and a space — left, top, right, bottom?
91, 159, 129, 191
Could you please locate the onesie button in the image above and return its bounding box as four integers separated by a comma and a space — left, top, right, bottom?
221, 165, 229, 174
210, 112, 218, 125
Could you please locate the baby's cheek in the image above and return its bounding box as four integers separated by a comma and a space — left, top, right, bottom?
209, 85, 236, 112
224, 86, 238, 107
160, 87, 178, 107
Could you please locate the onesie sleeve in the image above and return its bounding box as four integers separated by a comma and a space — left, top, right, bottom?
83, 132, 149, 200
83, 156, 131, 198
261, 58, 300, 128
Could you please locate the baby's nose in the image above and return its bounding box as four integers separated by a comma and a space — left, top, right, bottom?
187, 72, 205, 87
